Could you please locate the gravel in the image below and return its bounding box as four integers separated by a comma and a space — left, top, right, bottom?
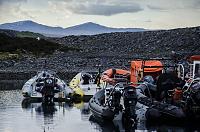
0, 26, 200, 73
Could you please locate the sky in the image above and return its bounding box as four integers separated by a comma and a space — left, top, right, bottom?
0, 0, 200, 29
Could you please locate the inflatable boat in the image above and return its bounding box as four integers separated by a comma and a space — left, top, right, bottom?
89, 83, 137, 124
89, 57, 200, 122
89, 55, 200, 123
89, 83, 185, 123
69, 70, 104, 98
22, 71, 73, 102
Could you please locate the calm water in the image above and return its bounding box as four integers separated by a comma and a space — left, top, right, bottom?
0, 90, 97, 132
0, 90, 200, 132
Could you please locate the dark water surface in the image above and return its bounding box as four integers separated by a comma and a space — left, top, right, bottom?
0, 90, 96, 132
1, 89, 200, 132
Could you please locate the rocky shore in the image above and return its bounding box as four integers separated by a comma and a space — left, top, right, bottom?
0, 26, 199, 81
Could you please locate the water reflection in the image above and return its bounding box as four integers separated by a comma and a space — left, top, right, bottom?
21, 98, 92, 132
89, 114, 200, 132
1, 90, 200, 132
90, 113, 200, 132
20, 97, 200, 132
22, 100, 58, 132
35, 103, 57, 132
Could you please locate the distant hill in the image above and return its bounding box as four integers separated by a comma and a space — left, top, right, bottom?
64, 22, 146, 36
0, 20, 146, 37
0, 29, 45, 38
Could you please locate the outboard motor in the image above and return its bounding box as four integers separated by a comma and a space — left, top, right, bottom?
122, 86, 137, 125
112, 90, 122, 113
41, 77, 56, 103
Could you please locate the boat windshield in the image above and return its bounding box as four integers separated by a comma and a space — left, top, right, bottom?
195, 63, 200, 78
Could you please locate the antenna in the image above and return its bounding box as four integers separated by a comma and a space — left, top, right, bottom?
44, 60, 47, 71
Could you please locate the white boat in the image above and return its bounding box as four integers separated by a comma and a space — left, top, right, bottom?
69, 71, 102, 98
22, 71, 73, 102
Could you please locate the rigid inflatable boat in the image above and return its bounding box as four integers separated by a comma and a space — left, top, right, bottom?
135, 56, 200, 121
69, 71, 102, 98
22, 71, 72, 102
89, 82, 185, 123
89, 83, 137, 123
89, 55, 200, 123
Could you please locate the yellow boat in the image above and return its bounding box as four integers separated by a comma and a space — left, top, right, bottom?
69, 71, 104, 98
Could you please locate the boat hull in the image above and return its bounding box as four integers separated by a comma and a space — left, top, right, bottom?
22, 71, 72, 101
89, 86, 186, 122
89, 89, 115, 120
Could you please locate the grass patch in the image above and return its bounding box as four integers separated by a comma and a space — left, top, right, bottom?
0, 33, 60, 56
16, 31, 45, 38
0, 52, 19, 60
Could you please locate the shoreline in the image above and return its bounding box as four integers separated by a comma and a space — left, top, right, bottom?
0, 70, 78, 80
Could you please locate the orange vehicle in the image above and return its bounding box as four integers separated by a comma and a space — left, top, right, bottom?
190, 55, 200, 61
101, 69, 130, 85
130, 60, 163, 85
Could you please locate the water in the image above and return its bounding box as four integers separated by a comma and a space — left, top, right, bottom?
0, 90, 98, 132
1, 90, 200, 132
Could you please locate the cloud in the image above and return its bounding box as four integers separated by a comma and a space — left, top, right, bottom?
147, 5, 167, 11
186, 0, 200, 9
0, 0, 35, 20
144, 19, 152, 23
0, 0, 27, 5
1, 0, 199, 29
146, 0, 200, 11
70, 4, 142, 16
48, 0, 143, 16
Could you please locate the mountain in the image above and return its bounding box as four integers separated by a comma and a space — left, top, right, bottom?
65, 22, 146, 35
0, 20, 146, 37
0, 20, 65, 37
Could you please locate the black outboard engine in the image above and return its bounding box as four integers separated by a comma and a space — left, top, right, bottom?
112, 90, 122, 113
122, 86, 137, 125
41, 77, 55, 102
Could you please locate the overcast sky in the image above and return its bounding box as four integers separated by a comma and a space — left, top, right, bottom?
0, 0, 200, 29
